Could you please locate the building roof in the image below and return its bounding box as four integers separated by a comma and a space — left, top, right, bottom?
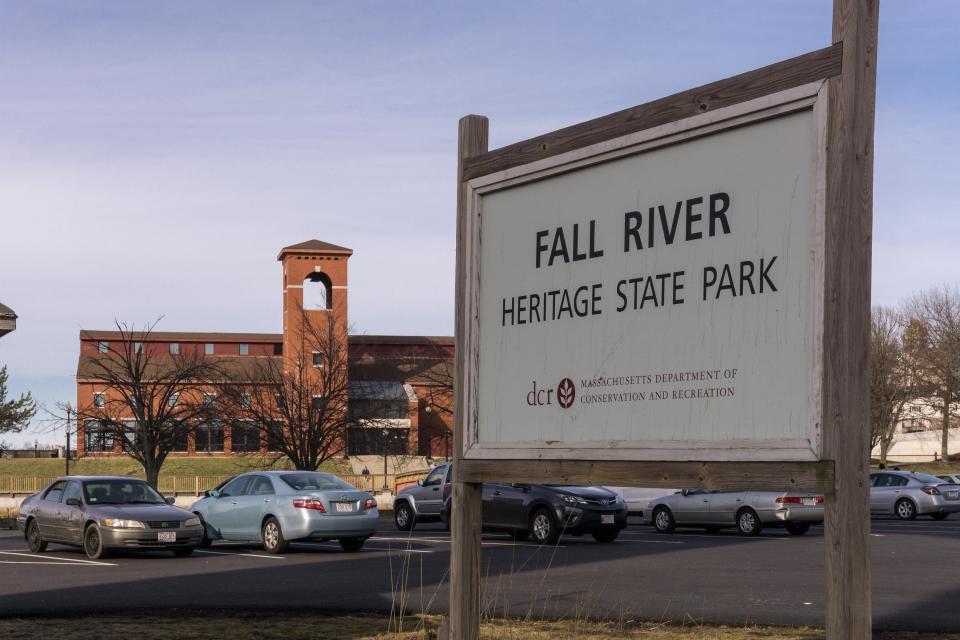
0, 302, 16, 319
78, 330, 453, 346
80, 330, 283, 343
349, 381, 418, 403
277, 239, 353, 260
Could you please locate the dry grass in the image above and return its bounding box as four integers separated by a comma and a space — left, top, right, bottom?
0, 613, 955, 640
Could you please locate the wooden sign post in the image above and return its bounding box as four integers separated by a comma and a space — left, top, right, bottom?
450, 2, 877, 639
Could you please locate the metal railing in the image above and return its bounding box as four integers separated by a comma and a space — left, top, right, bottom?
0, 470, 432, 498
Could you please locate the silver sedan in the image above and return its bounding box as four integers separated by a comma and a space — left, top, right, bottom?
643, 489, 824, 536
870, 471, 960, 520
16, 476, 203, 559
191, 471, 378, 553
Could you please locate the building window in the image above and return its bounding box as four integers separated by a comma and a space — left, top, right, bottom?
205, 343, 214, 356
169, 422, 189, 452
121, 420, 139, 453
84, 420, 114, 453
312, 351, 324, 367
93, 392, 105, 408
231, 421, 260, 453
304, 272, 332, 310
275, 394, 286, 410
196, 421, 224, 453
203, 393, 216, 408
168, 393, 179, 409
170, 343, 180, 355
134, 342, 143, 354
266, 421, 284, 452
311, 396, 326, 411
347, 427, 409, 456
240, 393, 252, 410
98, 341, 109, 354
239, 343, 249, 356
350, 399, 408, 420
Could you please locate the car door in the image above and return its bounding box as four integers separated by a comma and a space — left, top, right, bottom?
35, 480, 67, 540
416, 466, 448, 516
205, 475, 250, 538
672, 490, 710, 525
706, 491, 745, 525
488, 484, 528, 528
234, 475, 275, 540
58, 481, 85, 545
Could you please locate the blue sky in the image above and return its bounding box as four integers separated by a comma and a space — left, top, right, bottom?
1, 2, 958, 446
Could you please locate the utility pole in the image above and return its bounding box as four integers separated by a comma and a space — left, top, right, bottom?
65, 405, 71, 475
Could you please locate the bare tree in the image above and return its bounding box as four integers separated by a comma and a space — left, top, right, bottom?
902, 287, 960, 465
869, 307, 917, 465
216, 309, 355, 471
75, 320, 221, 487
0, 365, 36, 435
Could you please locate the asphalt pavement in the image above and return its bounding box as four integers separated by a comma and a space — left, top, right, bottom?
1, 517, 958, 632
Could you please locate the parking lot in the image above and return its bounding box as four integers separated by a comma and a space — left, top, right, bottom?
2, 516, 958, 632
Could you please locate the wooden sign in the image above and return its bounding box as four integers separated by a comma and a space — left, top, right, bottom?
450, 2, 877, 639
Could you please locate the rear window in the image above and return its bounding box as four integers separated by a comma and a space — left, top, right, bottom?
912, 472, 949, 485
279, 473, 355, 492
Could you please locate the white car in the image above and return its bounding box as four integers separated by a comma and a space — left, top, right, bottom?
603, 487, 678, 516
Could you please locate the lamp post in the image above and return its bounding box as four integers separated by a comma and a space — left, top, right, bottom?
382, 428, 390, 491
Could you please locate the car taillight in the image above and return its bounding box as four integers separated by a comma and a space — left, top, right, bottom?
363, 498, 377, 510
922, 486, 941, 496
443, 482, 451, 495
293, 498, 326, 512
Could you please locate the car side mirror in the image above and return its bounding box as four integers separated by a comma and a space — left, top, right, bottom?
417, 479, 424, 487
208, 489, 221, 499
165, 496, 176, 505
65, 498, 81, 507
680, 489, 690, 496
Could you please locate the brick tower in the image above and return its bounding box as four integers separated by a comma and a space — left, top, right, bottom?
277, 240, 353, 372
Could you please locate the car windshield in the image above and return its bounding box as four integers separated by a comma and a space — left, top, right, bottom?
912, 472, 950, 485
83, 479, 166, 505
280, 473, 355, 492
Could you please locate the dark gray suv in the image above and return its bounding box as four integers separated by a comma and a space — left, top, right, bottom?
441, 482, 627, 544
393, 462, 452, 531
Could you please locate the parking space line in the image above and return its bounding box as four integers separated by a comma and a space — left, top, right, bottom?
194, 549, 285, 559
370, 536, 565, 548
296, 542, 433, 554
0, 551, 116, 566
0, 560, 108, 566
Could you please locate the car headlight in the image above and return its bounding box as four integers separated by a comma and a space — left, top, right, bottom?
184, 517, 201, 527
102, 519, 145, 529
559, 494, 587, 505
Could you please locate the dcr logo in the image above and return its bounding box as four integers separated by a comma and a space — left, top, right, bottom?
526, 378, 576, 410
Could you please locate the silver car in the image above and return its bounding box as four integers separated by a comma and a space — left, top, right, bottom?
16, 476, 203, 559
870, 471, 960, 520
644, 489, 824, 536
393, 462, 451, 531
191, 471, 378, 553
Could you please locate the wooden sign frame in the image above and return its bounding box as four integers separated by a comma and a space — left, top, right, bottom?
450, 2, 877, 638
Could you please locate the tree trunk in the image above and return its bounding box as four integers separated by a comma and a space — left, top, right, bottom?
879, 438, 890, 467
143, 461, 162, 489
942, 391, 951, 466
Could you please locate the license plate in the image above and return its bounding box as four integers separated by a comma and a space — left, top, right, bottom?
601, 514, 615, 524
802, 498, 818, 506
335, 502, 354, 513
946, 491, 959, 500
157, 532, 176, 543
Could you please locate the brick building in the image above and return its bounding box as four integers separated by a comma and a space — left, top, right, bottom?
76, 240, 454, 459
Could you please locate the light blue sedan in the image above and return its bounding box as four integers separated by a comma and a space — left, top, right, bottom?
191, 471, 378, 553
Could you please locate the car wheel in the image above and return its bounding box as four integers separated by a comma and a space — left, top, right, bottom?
530, 508, 560, 545
895, 498, 917, 521
591, 529, 620, 543
26, 519, 47, 553
83, 524, 108, 560
261, 517, 289, 554
652, 506, 675, 534
736, 508, 763, 536
509, 529, 530, 541
339, 537, 365, 552
784, 521, 811, 536
394, 502, 414, 531
931, 512, 949, 521
173, 547, 194, 558
704, 526, 722, 534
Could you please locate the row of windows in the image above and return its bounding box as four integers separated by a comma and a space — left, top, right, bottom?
96, 341, 263, 356
88, 393, 404, 417
83, 420, 281, 453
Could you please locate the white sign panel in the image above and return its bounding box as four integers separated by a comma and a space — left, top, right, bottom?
464, 83, 827, 461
